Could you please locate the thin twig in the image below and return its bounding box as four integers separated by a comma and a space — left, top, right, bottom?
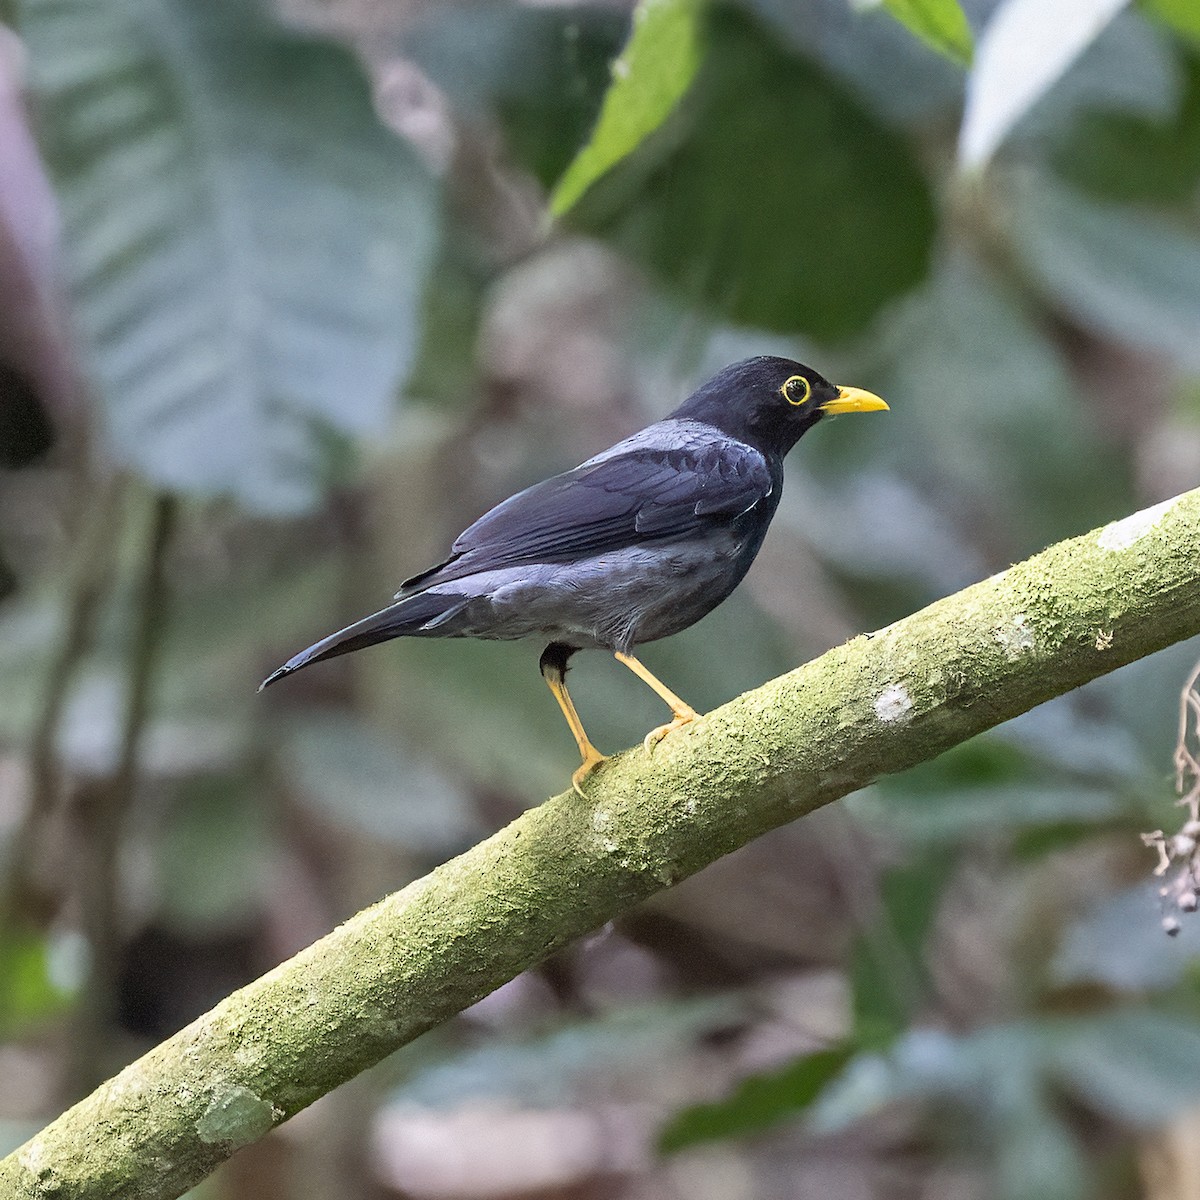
5, 474, 127, 925
66, 490, 178, 1097
1141, 658, 1200, 932
1174, 657, 1200, 813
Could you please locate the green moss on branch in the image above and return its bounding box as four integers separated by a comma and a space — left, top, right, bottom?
5, 488, 1200, 1199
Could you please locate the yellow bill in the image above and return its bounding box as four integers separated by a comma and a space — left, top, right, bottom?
820, 385, 889, 415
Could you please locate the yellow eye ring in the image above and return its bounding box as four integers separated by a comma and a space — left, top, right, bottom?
781, 375, 811, 406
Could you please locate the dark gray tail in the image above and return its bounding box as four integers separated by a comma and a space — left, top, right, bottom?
259, 592, 467, 690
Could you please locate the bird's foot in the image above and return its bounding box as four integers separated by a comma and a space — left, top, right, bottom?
643, 706, 700, 753
572, 748, 609, 795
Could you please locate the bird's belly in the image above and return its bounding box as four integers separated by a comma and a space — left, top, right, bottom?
425, 532, 753, 652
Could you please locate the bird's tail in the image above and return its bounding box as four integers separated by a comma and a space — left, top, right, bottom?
259, 591, 468, 690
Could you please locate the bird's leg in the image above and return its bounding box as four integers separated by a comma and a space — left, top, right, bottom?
613, 651, 700, 752
540, 644, 606, 793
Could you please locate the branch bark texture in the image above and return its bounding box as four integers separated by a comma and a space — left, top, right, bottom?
7, 487, 1200, 1199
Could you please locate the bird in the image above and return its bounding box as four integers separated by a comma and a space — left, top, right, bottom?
261, 356, 887, 790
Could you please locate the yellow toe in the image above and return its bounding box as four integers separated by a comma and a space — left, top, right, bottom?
572, 749, 608, 795
643, 709, 699, 753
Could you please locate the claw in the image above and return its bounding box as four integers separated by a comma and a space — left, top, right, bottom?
643, 708, 698, 753
613, 652, 701, 754
572, 748, 608, 795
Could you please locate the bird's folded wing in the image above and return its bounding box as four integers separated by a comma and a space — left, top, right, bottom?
397, 432, 772, 593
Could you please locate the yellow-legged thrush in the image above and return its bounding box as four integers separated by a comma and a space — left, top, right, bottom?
262, 357, 887, 788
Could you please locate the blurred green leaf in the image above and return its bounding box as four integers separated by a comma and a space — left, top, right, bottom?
817, 1013, 1200, 1130
995, 1098, 1087, 1200
999, 701, 1147, 782
402, 5, 625, 190
1143, 0, 1200, 42
1053, 885, 1200, 991
498, 18, 628, 190
853, 700, 1144, 846
810, 1025, 980, 1131
880, 0, 973, 66
876, 783, 1131, 842
1007, 172, 1200, 370
865, 250, 1129, 551
852, 851, 956, 1038
571, 7, 935, 341
22, 0, 438, 513
1049, 1010, 1200, 1125
812, 1011, 1200, 1194
551, 0, 705, 215
744, 0, 964, 124
0, 928, 74, 1035
959, 0, 1131, 169
659, 1043, 853, 1151
282, 714, 483, 856
1055, 45, 1200, 204
158, 776, 268, 934
386, 998, 742, 1110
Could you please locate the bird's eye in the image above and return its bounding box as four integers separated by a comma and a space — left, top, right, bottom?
781, 375, 811, 406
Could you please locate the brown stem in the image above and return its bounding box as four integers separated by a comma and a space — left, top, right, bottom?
6, 473, 127, 925
66, 490, 178, 1097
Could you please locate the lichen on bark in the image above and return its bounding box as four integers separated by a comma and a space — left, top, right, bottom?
3, 486, 1200, 1200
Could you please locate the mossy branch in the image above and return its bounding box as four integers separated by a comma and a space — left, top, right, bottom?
6, 487, 1200, 1199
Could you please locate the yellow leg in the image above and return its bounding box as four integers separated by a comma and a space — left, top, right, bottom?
542, 668, 607, 794
613, 651, 700, 751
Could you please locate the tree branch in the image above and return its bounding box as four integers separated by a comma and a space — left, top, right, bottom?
5, 487, 1200, 1200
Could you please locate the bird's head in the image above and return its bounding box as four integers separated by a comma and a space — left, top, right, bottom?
671, 356, 888, 457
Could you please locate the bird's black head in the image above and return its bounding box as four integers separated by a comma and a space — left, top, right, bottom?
670, 356, 887, 458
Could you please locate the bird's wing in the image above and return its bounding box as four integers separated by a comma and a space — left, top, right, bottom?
398, 423, 772, 593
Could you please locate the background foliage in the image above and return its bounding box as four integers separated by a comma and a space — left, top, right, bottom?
2, 0, 1200, 1196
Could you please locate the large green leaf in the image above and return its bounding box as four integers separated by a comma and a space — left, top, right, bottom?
551, 0, 705, 216
880, 0, 973, 65
881, 783, 1132, 842
570, 8, 936, 341
21, 0, 439, 513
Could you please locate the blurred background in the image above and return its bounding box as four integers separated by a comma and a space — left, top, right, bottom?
3, 0, 1200, 1195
